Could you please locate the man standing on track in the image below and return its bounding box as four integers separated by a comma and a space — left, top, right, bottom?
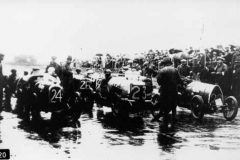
61, 55, 74, 100
152, 57, 183, 127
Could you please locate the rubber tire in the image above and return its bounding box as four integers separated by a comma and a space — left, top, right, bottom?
223, 96, 238, 121
111, 101, 129, 118
72, 94, 82, 123
151, 94, 161, 118
191, 95, 205, 120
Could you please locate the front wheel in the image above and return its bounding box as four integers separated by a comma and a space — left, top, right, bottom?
71, 93, 82, 123
151, 94, 162, 119
191, 95, 205, 120
111, 101, 129, 118
223, 96, 238, 121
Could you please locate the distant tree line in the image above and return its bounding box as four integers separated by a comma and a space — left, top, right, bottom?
13, 54, 38, 66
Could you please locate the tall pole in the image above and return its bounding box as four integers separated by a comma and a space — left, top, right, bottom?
200, 18, 206, 68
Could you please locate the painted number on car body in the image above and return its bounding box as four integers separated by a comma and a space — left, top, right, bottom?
80, 81, 91, 89
131, 85, 146, 100
50, 88, 62, 103
96, 79, 102, 89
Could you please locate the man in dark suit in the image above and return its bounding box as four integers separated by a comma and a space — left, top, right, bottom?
152, 57, 183, 127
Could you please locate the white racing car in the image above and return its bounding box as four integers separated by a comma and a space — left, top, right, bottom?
94, 70, 156, 117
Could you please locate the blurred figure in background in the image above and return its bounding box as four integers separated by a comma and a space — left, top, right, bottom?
0, 53, 5, 117
4, 69, 17, 112
232, 49, 240, 95
177, 59, 191, 78
212, 57, 228, 92
61, 56, 74, 100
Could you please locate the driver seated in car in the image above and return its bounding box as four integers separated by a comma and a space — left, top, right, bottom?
43, 67, 61, 85
103, 69, 112, 83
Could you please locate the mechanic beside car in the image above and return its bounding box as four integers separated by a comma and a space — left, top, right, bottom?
152, 57, 184, 127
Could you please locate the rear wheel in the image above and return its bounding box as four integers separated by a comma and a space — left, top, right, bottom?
191, 95, 205, 120
151, 94, 162, 119
223, 96, 238, 121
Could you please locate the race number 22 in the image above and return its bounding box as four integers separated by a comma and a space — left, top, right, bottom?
0, 149, 10, 159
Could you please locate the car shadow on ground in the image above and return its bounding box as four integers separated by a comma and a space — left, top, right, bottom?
16, 113, 82, 148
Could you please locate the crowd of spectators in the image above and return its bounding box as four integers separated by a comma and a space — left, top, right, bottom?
82, 45, 240, 96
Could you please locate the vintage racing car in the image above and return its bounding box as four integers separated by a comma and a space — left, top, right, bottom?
15, 71, 82, 128
71, 73, 97, 111
152, 78, 238, 121
94, 70, 155, 116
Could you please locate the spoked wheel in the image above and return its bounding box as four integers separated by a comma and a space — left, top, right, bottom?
151, 94, 161, 119
71, 94, 82, 125
111, 101, 129, 118
223, 96, 238, 121
111, 101, 121, 117
191, 95, 205, 120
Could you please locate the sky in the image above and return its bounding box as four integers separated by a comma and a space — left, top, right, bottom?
0, 0, 240, 63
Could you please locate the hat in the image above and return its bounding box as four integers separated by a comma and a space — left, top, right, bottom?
123, 66, 129, 70
76, 68, 81, 72
143, 61, 149, 66
11, 69, 17, 73
24, 71, 28, 76
86, 70, 94, 74
181, 59, 187, 63
67, 55, 73, 61
51, 56, 57, 60
0, 53, 4, 57
32, 67, 40, 71
31, 67, 42, 76
105, 69, 112, 74
217, 57, 225, 61
160, 57, 172, 65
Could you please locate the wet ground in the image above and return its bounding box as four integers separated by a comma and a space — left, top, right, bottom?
0, 98, 240, 160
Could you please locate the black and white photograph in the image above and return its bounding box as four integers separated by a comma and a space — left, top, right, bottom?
0, 0, 240, 160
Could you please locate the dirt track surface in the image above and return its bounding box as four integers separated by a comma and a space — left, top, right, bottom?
0, 100, 240, 160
